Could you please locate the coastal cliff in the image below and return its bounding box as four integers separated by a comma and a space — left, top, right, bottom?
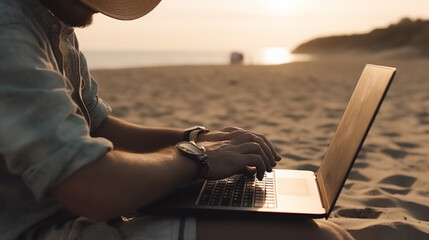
292, 18, 429, 57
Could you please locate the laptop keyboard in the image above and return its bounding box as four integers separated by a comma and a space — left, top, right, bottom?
196, 172, 276, 208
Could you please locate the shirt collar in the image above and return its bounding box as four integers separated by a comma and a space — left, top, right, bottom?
19, 0, 74, 36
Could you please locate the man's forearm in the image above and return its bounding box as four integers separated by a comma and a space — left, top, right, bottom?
92, 115, 185, 153
50, 148, 198, 221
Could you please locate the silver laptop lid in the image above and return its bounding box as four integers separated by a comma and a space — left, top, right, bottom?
316, 64, 396, 217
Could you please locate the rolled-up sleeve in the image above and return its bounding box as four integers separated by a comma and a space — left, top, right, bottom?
0, 21, 113, 200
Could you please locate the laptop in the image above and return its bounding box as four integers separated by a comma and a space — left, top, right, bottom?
140, 64, 396, 219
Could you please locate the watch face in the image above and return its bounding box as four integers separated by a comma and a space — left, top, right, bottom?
177, 142, 205, 156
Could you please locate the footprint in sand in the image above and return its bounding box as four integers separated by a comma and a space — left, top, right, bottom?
379, 175, 417, 195
381, 148, 408, 159
353, 162, 369, 169
359, 147, 374, 154
348, 171, 370, 181
364, 189, 382, 196
363, 144, 378, 152
363, 197, 396, 208
398, 199, 429, 222
336, 207, 382, 219
379, 175, 417, 188
380, 187, 411, 195
394, 141, 420, 149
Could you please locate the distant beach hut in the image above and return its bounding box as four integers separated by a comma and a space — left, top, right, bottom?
230, 51, 244, 65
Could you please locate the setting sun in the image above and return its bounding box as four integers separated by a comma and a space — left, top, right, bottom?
261, 47, 292, 64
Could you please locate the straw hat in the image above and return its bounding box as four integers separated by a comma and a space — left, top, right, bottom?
80, 0, 162, 20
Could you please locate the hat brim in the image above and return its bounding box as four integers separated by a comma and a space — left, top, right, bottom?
80, 0, 161, 20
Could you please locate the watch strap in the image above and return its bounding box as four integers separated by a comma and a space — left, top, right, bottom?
183, 126, 209, 142
189, 129, 202, 142
176, 141, 209, 181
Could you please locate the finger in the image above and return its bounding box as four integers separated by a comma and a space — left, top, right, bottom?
213, 128, 281, 165
247, 154, 266, 180
200, 129, 243, 142
254, 136, 277, 168
255, 133, 282, 161
231, 133, 275, 171
225, 129, 248, 140
199, 132, 228, 142
234, 142, 272, 172
219, 127, 244, 133
238, 166, 257, 178
203, 129, 246, 143
200, 128, 246, 142
229, 131, 255, 145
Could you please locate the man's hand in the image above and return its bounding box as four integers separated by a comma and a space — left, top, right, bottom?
198, 127, 281, 180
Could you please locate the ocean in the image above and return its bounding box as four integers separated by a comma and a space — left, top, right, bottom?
82, 49, 311, 70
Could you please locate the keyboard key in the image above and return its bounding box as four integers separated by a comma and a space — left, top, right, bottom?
197, 173, 276, 208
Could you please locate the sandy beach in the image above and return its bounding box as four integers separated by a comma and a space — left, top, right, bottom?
92, 55, 429, 239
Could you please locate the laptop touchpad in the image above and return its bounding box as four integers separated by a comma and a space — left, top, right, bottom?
277, 178, 309, 196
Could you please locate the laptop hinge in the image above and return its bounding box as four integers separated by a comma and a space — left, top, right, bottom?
315, 172, 330, 217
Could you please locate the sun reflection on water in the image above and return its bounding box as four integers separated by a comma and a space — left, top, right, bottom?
250, 47, 311, 65
261, 47, 292, 64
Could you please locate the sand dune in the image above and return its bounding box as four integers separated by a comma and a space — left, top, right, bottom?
92, 55, 429, 240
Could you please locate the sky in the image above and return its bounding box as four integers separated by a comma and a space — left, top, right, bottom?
75, 0, 429, 53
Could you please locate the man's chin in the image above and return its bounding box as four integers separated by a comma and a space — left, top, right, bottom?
53, 11, 95, 28
67, 15, 94, 28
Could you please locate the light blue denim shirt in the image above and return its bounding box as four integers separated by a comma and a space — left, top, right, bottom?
0, 0, 114, 238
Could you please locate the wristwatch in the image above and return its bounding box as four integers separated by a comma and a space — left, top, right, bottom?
176, 141, 209, 180
183, 126, 209, 142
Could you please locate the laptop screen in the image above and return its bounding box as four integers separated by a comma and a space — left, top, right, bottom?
317, 64, 396, 216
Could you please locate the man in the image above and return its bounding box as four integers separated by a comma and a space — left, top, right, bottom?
0, 0, 354, 239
